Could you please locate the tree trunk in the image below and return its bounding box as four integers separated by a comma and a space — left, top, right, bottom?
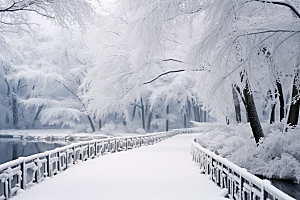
203, 110, 207, 122
122, 114, 127, 126
131, 103, 137, 121
145, 103, 148, 116
141, 98, 145, 130
87, 115, 96, 132
226, 117, 230, 125
277, 81, 285, 122
193, 105, 200, 122
183, 113, 187, 128
199, 107, 203, 122
6, 113, 9, 124
147, 111, 152, 131
232, 87, 241, 123
12, 89, 18, 129
5, 79, 10, 124
234, 85, 249, 123
99, 119, 102, 130
287, 71, 300, 127
269, 90, 277, 124
187, 100, 192, 118
243, 80, 265, 144
166, 105, 169, 131
270, 104, 276, 124
32, 104, 44, 128
154, 114, 159, 129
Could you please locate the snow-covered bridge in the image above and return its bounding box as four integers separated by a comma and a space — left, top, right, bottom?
2, 133, 227, 200
0, 131, 295, 200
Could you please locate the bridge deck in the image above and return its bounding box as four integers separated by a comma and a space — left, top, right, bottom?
14, 134, 226, 200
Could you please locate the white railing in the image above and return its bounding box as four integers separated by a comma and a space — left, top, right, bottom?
191, 138, 295, 200
0, 130, 189, 200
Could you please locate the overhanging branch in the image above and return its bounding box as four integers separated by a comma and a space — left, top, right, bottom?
144, 69, 185, 85
162, 59, 183, 63
255, 0, 300, 18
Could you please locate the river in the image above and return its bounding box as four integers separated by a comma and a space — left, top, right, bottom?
0, 138, 66, 165
270, 180, 300, 199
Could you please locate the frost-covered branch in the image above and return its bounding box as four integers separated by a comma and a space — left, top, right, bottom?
55, 80, 95, 132
238, 30, 300, 36
144, 69, 185, 85
255, 0, 300, 18
55, 80, 84, 108
130, 103, 142, 108
162, 59, 183, 63
0, 0, 97, 30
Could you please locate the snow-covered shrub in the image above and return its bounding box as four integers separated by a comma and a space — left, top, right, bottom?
136, 128, 146, 134
101, 123, 116, 133
195, 122, 300, 183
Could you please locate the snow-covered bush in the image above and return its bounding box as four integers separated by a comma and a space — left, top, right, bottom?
101, 123, 116, 133
136, 128, 146, 134
194, 122, 300, 183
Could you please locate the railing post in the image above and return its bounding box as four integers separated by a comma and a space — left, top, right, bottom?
21, 160, 26, 189
4, 175, 8, 199
47, 153, 52, 177
57, 151, 61, 172
65, 151, 68, 169
88, 143, 91, 158
239, 175, 243, 200
261, 185, 265, 200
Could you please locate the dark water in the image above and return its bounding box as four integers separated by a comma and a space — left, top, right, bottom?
270, 180, 300, 200
0, 138, 65, 165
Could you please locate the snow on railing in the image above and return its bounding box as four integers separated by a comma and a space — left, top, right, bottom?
0, 130, 190, 200
191, 138, 295, 200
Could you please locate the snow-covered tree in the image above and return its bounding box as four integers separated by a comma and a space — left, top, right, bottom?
186, 0, 300, 138
106, 0, 300, 142
0, 0, 104, 131
17, 28, 100, 132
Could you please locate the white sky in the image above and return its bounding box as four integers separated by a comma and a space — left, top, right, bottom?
29, 0, 118, 33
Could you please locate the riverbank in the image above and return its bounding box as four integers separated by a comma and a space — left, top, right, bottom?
193, 122, 300, 199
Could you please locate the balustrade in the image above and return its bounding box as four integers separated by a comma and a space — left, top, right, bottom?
191, 138, 295, 200
0, 130, 186, 200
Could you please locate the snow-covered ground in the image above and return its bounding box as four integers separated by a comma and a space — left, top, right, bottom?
12, 134, 227, 200
193, 122, 300, 184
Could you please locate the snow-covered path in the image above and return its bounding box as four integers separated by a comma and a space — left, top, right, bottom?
13, 134, 226, 200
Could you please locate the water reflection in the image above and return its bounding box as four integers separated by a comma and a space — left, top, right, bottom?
0, 138, 65, 165
270, 180, 300, 200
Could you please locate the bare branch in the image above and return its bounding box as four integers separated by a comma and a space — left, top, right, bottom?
55, 80, 88, 111
143, 69, 185, 85
162, 59, 183, 63
255, 0, 300, 18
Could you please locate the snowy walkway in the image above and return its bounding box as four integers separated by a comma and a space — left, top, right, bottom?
13, 134, 226, 200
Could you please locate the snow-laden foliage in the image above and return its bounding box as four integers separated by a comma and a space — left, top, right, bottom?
0, 0, 102, 130
0, 0, 97, 30
194, 122, 300, 183
0, 23, 99, 130
81, 3, 204, 132
185, 0, 300, 119
22, 29, 98, 131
